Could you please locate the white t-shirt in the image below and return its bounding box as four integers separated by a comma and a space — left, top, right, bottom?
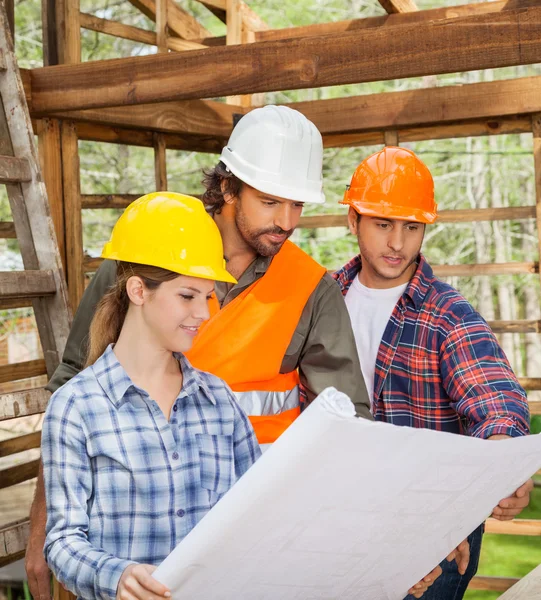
345, 277, 408, 408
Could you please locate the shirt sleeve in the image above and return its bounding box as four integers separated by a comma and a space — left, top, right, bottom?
229, 392, 262, 478
439, 312, 530, 439
298, 275, 373, 421
42, 390, 135, 600
46, 260, 118, 394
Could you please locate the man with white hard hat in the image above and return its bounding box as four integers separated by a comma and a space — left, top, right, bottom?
26, 106, 373, 600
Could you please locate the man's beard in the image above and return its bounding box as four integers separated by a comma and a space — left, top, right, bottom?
235, 202, 293, 257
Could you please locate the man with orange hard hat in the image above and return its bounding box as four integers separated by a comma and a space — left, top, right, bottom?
334, 146, 531, 600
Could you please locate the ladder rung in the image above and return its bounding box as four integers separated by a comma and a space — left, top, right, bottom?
0, 387, 50, 421
0, 155, 31, 183
0, 519, 29, 561
0, 270, 56, 298
0, 221, 15, 238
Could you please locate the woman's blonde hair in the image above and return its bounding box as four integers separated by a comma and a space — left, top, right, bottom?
85, 262, 179, 366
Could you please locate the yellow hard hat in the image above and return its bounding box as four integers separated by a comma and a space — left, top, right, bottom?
101, 192, 236, 284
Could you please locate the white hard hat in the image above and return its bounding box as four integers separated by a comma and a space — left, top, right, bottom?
220, 105, 325, 205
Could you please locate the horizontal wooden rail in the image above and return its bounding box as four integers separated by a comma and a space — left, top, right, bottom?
0, 270, 57, 298
432, 262, 538, 277
0, 360, 47, 384
485, 518, 541, 536
519, 378, 541, 391
469, 575, 519, 592
0, 431, 41, 457
81, 193, 202, 209
0, 221, 15, 238
79, 13, 206, 52
0, 298, 33, 310
529, 401, 541, 415
0, 519, 29, 564
0, 458, 40, 489
487, 320, 541, 333
297, 207, 536, 229
0, 388, 50, 420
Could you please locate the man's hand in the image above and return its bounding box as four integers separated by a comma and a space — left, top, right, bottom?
117, 564, 170, 600
407, 565, 442, 598
26, 463, 51, 600
491, 479, 534, 521
446, 538, 470, 575
488, 434, 533, 521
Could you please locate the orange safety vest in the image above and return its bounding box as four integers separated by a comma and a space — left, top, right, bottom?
186, 241, 326, 446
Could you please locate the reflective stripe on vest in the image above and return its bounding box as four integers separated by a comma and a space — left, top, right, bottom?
186, 241, 326, 445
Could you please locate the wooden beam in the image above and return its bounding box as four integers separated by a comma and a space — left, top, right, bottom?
0, 458, 40, 489
518, 378, 541, 390
81, 194, 141, 209
485, 519, 541, 536
378, 0, 418, 14
154, 133, 167, 190
0, 387, 50, 421
0, 221, 15, 237
156, 0, 168, 53
287, 77, 541, 138
297, 206, 536, 229
42, 0, 59, 66
127, 0, 211, 40
79, 13, 205, 51
0, 270, 57, 298
0, 520, 29, 562
0, 431, 41, 457
0, 360, 47, 384
61, 121, 84, 311
469, 576, 518, 593
0, 156, 31, 183
529, 401, 541, 415
432, 263, 538, 278
29, 6, 541, 112
255, 0, 540, 43
487, 320, 541, 334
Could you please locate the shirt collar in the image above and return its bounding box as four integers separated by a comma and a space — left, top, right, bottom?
93, 345, 216, 408
333, 253, 435, 311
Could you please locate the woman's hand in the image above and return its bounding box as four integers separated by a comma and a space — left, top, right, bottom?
407, 564, 442, 598
117, 564, 171, 600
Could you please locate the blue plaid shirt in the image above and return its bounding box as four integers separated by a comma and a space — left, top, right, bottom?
42, 345, 260, 600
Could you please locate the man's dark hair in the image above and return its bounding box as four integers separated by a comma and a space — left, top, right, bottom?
201, 161, 243, 215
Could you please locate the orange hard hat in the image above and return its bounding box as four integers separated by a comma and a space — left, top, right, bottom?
340, 146, 437, 224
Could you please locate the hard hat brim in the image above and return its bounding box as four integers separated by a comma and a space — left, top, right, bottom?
340, 198, 438, 225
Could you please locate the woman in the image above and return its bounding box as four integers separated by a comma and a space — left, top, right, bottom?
41, 193, 261, 600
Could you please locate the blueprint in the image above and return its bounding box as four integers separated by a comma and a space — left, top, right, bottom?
153, 388, 541, 600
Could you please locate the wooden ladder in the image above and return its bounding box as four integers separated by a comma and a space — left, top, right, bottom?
0, 0, 71, 567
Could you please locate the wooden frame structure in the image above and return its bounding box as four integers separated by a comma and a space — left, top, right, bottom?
2, 0, 541, 594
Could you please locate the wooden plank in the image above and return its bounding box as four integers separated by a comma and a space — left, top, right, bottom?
256, 0, 540, 43
0, 298, 33, 309
288, 77, 541, 137
378, 0, 418, 14
0, 387, 50, 421
194, 0, 226, 23
487, 320, 541, 334
518, 378, 541, 390
485, 518, 541, 536
0, 155, 31, 183
127, 0, 211, 40
156, 0, 168, 53
81, 194, 141, 209
29, 6, 541, 112
37, 118, 66, 270
469, 576, 518, 592
0, 360, 47, 384
84, 256, 103, 272
0, 458, 40, 489
0, 519, 29, 560
42, 0, 59, 66
0, 270, 57, 298
0, 431, 41, 457
0, 221, 15, 237
432, 263, 539, 277
530, 401, 541, 415
62, 0, 80, 64
61, 121, 84, 312
384, 130, 399, 146
154, 132, 167, 190
79, 13, 205, 51
323, 116, 532, 148
498, 564, 541, 599
297, 207, 536, 229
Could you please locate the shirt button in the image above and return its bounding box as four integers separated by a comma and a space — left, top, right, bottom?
172, 452, 179, 460
177, 509, 185, 517
173, 405, 178, 411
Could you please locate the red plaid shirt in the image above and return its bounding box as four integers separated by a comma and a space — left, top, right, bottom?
333, 254, 529, 438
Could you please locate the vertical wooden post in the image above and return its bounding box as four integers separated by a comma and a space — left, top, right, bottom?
5, 0, 14, 40
61, 120, 84, 312
154, 133, 168, 191
532, 114, 541, 290
41, 0, 59, 65
37, 118, 66, 271
384, 130, 399, 146
226, 0, 251, 107
56, 0, 80, 64
156, 0, 168, 53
